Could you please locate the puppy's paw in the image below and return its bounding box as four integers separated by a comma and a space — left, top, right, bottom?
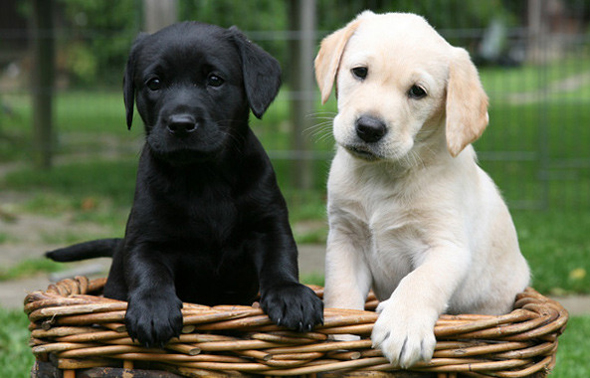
125, 293, 183, 347
371, 300, 437, 368
261, 282, 324, 332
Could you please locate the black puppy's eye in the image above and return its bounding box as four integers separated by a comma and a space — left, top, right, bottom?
408, 85, 427, 99
146, 78, 162, 91
207, 74, 224, 87
351, 67, 368, 80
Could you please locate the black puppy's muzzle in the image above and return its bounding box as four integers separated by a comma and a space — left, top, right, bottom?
167, 114, 198, 137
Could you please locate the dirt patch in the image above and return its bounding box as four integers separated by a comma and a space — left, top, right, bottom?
0, 177, 114, 281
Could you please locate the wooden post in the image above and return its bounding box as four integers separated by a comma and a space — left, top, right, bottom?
143, 0, 178, 33
288, 0, 317, 190
31, 0, 55, 170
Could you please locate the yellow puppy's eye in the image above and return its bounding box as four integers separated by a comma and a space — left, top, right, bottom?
408, 85, 427, 99
351, 67, 368, 80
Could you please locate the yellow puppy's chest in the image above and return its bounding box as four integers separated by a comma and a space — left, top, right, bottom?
363, 198, 432, 301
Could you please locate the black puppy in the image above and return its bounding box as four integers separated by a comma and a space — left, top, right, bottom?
46, 22, 323, 347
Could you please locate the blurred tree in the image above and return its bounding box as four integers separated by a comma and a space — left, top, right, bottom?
51, 0, 520, 88
178, 0, 288, 76
316, 0, 514, 43
312, 0, 525, 70
57, 0, 139, 86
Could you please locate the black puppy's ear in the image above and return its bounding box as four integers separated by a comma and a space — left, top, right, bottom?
229, 26, 281, 119
123, 33, 148, 129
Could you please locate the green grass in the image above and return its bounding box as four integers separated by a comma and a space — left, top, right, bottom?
2, 159, 137, 208
301, 272, 325, 287
2, 91, 132, 135
2, 157, 589, 294
551, 316, 590, 377
515, 210, 590, 295
0, 308, 35, 378
480, 57, 590, 95
0, 259, 64, 282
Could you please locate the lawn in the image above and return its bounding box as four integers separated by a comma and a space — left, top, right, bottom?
3, 158, 589, 294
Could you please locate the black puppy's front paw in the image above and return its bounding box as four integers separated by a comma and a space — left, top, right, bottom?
261, 283, 324, 332
125, 293, 183, 347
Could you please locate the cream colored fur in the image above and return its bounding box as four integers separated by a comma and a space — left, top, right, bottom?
315, 11, 530, 368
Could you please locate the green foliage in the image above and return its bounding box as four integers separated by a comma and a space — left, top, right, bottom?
64, 42, 99, 86
19, 0, 590, 89
47, 0, 525, 88
56, 0, 139, 87
316, 0, 512, 31
179, 0, 287, 65
179, 0, 286, 29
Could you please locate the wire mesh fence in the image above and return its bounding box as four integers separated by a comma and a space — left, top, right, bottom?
1, 0, 589, 211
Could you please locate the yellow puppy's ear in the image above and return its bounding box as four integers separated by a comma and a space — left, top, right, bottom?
445, 47, 489, 157
314, 13, 368, 104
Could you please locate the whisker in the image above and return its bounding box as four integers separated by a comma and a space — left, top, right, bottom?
410, 151, 424, 169
305, 122, 335, 144
312, 132, 334, 144
305, 122, 333, 134
308, 111, 337, 117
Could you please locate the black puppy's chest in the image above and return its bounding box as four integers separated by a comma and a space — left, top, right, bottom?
163, 182, 261, 304
146, 179, 250, 257
130, 171, 260, 302
168, 183, 239, 241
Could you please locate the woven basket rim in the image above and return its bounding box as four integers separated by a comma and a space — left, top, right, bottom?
26, 276, 569, 377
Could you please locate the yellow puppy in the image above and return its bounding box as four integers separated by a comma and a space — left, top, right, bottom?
315, 11, 530, 368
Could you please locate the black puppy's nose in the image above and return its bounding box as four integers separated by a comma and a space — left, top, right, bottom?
167, 114, 197, 136
355, 116, 387, 143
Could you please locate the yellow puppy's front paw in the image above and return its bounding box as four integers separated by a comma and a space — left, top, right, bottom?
371, 301, 437, 368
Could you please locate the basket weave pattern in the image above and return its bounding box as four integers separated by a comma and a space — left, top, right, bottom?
25, 276, 568, 377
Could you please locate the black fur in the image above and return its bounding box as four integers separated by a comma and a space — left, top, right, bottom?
46, 22, 323, 347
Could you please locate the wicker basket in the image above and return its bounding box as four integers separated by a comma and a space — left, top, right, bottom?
25, 276, 568, 377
